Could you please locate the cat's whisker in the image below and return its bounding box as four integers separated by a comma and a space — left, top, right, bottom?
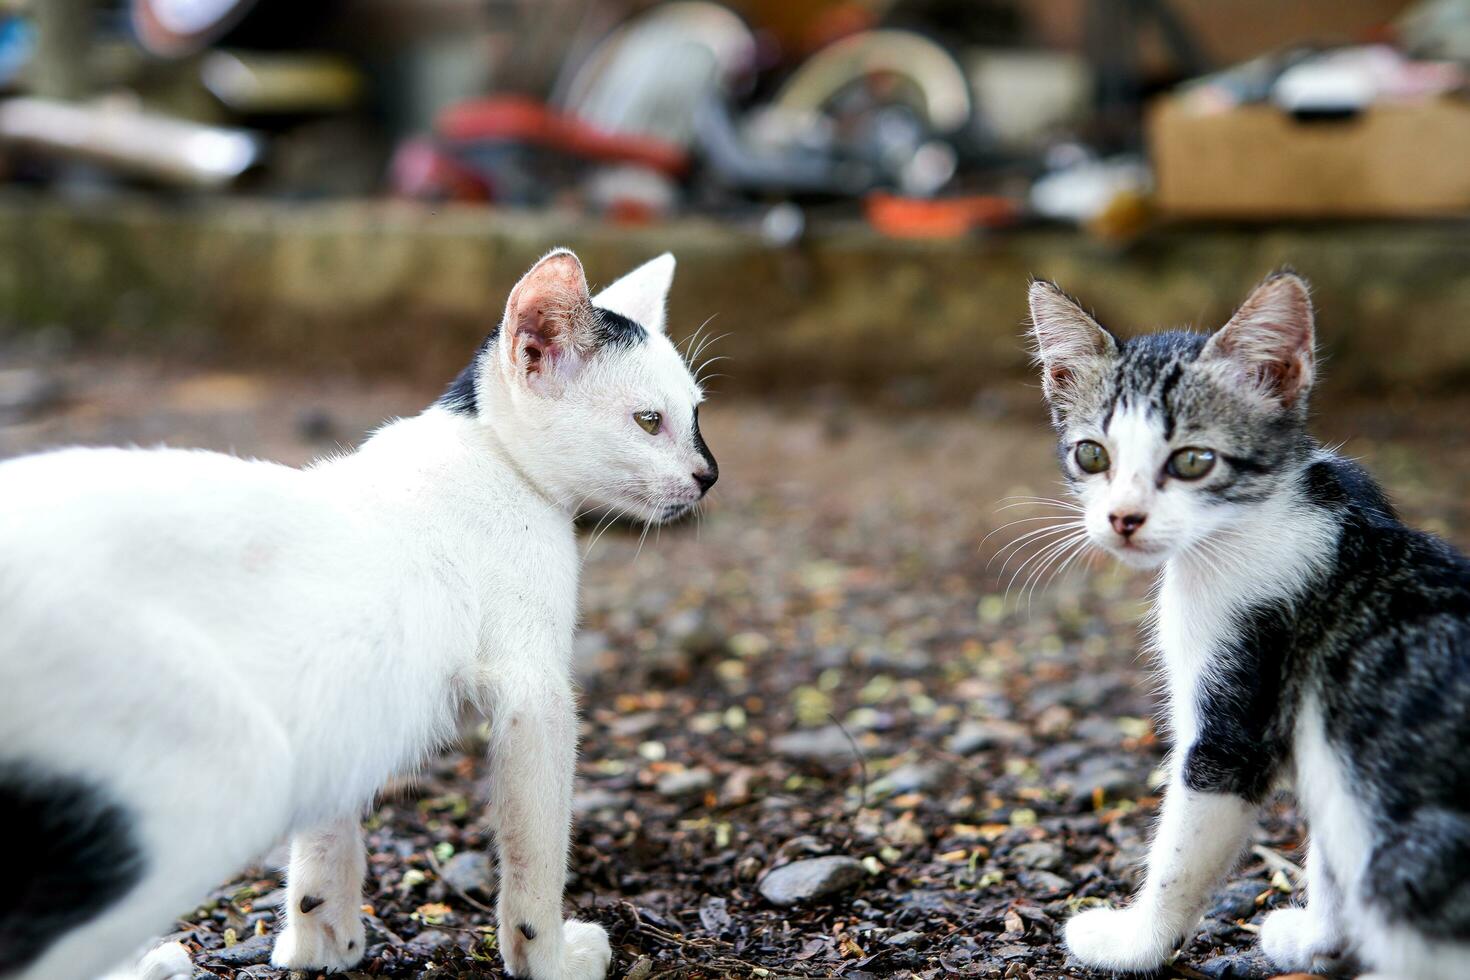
1005, 530, 1089, 602
997, 495, 1085, 512
989, 521, 1085, 570
981, 514, 1085, 547
689, 330, 731, 370
1017, 532, 1090, 605
1028, 538, 1097, 611
1023, 537, 1093, 614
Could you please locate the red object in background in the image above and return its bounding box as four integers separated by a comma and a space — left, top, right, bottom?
864, 192, 1020, 238
436, 97, 690, 177
389, 137, 491, 202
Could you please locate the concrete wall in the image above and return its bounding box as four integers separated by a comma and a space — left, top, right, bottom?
3, 193, 1469, 402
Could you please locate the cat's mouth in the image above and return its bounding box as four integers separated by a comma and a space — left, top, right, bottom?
1100, 534, 1168, 567
660, 501, 696, 522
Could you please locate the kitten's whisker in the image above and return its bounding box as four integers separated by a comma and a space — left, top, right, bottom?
1019, 534, 1090, 611
1029, 538, 1096, 611
981, 514, 1083, 547
989, 521, 1084, 570
1005, 531, 1088, 601
997, 495, 1084, 512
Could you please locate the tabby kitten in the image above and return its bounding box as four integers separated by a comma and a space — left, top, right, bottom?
1028, 272, 1470, 978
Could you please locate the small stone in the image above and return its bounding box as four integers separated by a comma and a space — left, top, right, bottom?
771, 725, 859, 763
1196, 950, 1273, 979
1016, 869, 1070, 896
1067, 754, 1151, 807
698, 895, 732, 935
871, 762, 946, 797
1208, 880, 1266, 921
657, 767, 715, 798
438, 850, 495, 897
884, 929, 924, 947
406, 929, 455, 955
573, 788, 630, 816
205, 932, 274, 966
1009, 840, 1063, 871
758, 856, 866, 907
947, 719, 1028, 755
1035, 704, 1075, 737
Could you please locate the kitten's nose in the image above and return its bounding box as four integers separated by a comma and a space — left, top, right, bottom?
1109, 512, 1147, 537
693, 469, 718, 495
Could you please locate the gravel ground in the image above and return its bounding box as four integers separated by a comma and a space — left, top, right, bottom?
3, 357, 1467, 980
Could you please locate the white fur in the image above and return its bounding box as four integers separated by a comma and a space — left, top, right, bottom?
1, 249, 707, 980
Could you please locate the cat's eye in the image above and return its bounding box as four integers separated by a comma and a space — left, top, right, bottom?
634, 411, 662, 435
1074, 440, 1110, 474
1167, 447, 1216, 480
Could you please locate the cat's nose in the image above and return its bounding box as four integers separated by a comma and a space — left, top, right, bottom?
1109, 512, 1147, 537
693, 469, 718, 495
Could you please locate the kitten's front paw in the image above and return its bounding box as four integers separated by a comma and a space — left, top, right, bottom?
1065, 906, 1175, 972
270, 904, 367, 972
1259, 907, 1341, 971
503, 919, 611, 980
561, 919, 613, 979
115, 941, 192, 980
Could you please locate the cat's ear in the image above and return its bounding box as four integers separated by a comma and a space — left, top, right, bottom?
1028, 281, 1118, 405
1201, 272, 1315, 408
592, 252, 675, 334
503, 248, 594, 387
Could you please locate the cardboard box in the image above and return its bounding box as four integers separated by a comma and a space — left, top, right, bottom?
1148, 95, 1470, 217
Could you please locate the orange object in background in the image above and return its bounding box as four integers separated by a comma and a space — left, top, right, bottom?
864, 192, 1020, 238
437, 96, 690, 177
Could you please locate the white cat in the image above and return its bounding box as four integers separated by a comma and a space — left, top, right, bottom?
0, 249, 717, 980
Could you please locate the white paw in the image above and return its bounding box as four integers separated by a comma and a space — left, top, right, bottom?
136, 941, 193, 980
270, 903, 367, 971
562, 920, 613, 979
504, 919, 612, 980
1065, 906, 1176, 972
1259, 907, 1342, 971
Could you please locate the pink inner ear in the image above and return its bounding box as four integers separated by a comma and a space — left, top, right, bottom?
507, 254, 590, 373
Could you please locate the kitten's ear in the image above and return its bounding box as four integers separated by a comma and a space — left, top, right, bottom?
592, 252, 675, 334
503, 248, 594, 385
1201, 272, 1315, 408
1028, 281, 1118, 404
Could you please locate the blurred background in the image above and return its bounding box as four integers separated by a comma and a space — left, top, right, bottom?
1, 0, 1469, 406
3, 5, 1470, 978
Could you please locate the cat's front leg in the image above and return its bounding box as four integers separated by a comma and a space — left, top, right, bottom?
270, 817, 368, 970
1066, 763, 1257, 972
487, 671, 610, 980
1260, 841, 1347, 972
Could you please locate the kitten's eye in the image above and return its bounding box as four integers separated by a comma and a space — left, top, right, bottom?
1074, 440, 1110, 474
1167, 447, 1216, 480
634, 410, 662, 435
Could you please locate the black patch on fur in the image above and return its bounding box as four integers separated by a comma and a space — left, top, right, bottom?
519, 922, 537, 940
439, 330, 496, 416
589, 306, 647, 350
300, 894, 325, 914
0, 764, 145, 969
1182, 597, 1301, 803
691, 407, 718, 489
437, 305, 646, 416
